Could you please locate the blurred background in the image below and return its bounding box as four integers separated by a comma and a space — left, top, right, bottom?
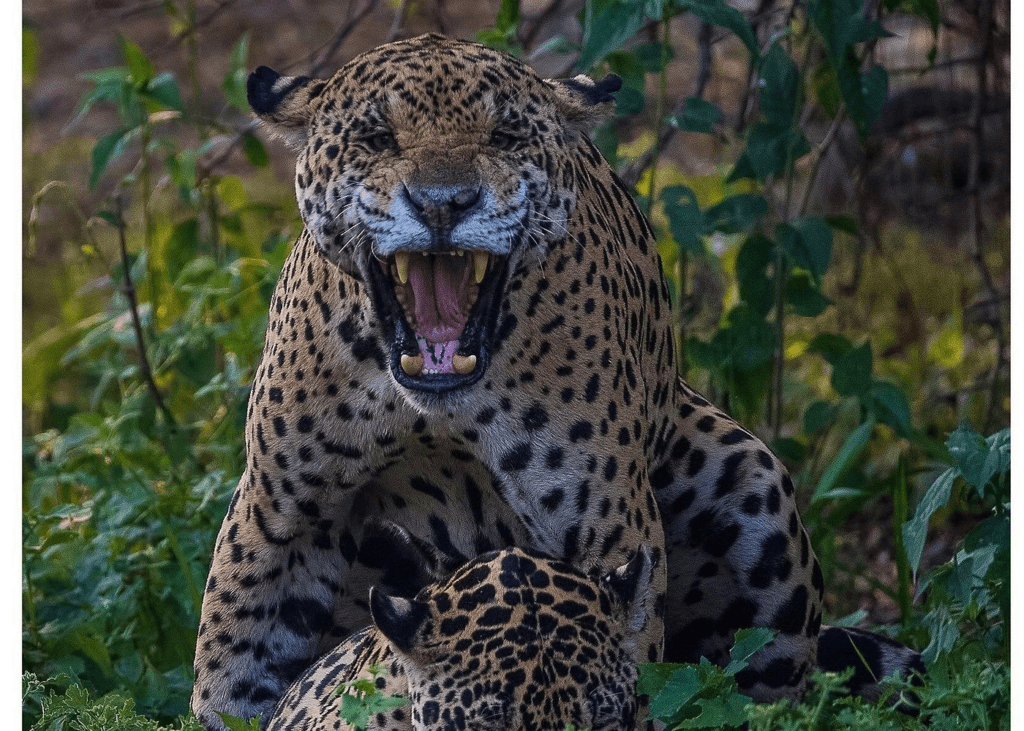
22, 0, 1010, 728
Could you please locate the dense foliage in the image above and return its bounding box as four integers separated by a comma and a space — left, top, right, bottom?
23, 0, 1008, 728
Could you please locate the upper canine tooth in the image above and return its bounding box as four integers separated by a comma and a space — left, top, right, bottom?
400, 353, 424, 377
452, 353, 477, 375
394, 252, 410, 284
473, 252, 489, 284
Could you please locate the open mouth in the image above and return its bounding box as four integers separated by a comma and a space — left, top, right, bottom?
366, 247, 507, 393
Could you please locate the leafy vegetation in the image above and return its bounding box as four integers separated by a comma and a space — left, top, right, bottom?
22, 0, 1007, 728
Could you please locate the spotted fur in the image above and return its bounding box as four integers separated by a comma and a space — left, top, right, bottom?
266, 546, 653, 731
193, 34, 826, 729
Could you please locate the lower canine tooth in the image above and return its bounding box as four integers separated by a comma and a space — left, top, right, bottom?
452, 353, 477, 375
394, 252, 410, 284
400, 354, 424, 376
473, 252, 489, 284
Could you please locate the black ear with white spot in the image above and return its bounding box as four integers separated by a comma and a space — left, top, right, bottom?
370, 586, 431, 655
247, 65, 327, 146
546, 74, 622, 131
603, 545, 653, 637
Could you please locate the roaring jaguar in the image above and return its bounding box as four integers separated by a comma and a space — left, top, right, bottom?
266, 541, 653, 731
193, 33, 824, 728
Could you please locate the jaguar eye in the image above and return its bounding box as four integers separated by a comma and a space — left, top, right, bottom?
364, 131, 396, 151
489, 129, 521, 150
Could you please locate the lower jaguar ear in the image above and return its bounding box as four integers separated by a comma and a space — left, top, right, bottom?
603, 545, 654, 636
247, 65, 327, 147
370, 586, 431, 655
547, 74, 622, 131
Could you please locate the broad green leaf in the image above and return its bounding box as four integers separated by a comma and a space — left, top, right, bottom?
831, 342, 872, 398
648, 666, 702, 718
946, 544, 996, 606
776, 216, 833, 282
903, 467, 955, 575
577, 0, 648, 72
217, 711, 263, 731
635, 41, 674, 72
661, 185, 704, 254
495, 0, 520, 32
688, 690, 750, 727
23, 26, 39, 87
679, 0, 759, 57
119, 35, 154, 84
785, 272, 830, 317
808, 332, 852, 363
868, 381, 913, 436
759, 44, 801, 127
242, 132, 270, 167
730, 123, 809, 181
144, 72, 183, 111
89, 127, 135, 189
947, 424, 1009, 494
828, 608, 868, 627
921, 605, 959, 665
803, 400, 833, 435
724, 627, 776, 675
672, 96, 723, 133
223, 34, 251, 112
735, 235, 774, 317
812, 416, 875, 503
702, 194, 768, 235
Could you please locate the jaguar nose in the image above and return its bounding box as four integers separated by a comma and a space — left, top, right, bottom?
402, 183, 482, 229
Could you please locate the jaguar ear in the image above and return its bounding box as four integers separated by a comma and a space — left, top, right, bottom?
370, 586, 432, 655
603, 545, 654, 638
247, 65, 327, 147
546, 74, 621, 131
360, 518, 461, 589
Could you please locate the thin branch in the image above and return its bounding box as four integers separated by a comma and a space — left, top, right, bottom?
386, 0, 412, 42
965, 0, 1004, 432
520, 0, 568, 49
795, 104, 847, 217
620, 22, 716, 189
307, 0, 381, 77
114, 195, 177, 427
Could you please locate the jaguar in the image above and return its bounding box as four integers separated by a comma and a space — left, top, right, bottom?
266, 541, 653, 731
194, 33, 854, 728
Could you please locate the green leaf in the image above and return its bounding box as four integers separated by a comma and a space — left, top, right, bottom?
803, 400, 833, 435
671, 96, 723, 133
730, 123, 810, 181
23, 26, 39, 87
89, 128, 135, 189
724, 627, 776, 675
785, 272, 830, 317
775, 216, 833, 282
577, 0, 648, 72
702, 194, 768, 235
661, 185, 704, 254
759, 44, 801, 127
903, 467, 956, 575
635, 41, 674, 72
223, 34, 251, 112
242, 132, 270, 167
868, 381, 913, 436
648, 666, 702, 719
831, 342, 872, 398
824, 214, 858, 236
144, 72, 183, 111
495, 0, 520, 32
679, 0, 759, 58
946, 424, 1009, 494
216, 711, 263, 731
808, 332, 852, 364
812, 416, 875, 503
921, 605, 959, 665
119, 35, 154, 84
735, 235, 774, 317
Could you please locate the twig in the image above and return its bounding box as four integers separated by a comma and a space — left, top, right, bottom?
620, 22, 716, 189
114, 195, 177, 427
307, 0, 381, 77
965, 0, 1004, 432
795, 104, 847, 217
520, 0, 567, 49
386, 0, 412, 42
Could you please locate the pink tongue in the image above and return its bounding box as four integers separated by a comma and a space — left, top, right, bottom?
406, 255, 471, 374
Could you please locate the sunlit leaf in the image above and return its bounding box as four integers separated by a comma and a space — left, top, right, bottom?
118, 35, 154, 84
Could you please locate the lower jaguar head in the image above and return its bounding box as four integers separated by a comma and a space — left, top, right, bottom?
246, 34, 621, 395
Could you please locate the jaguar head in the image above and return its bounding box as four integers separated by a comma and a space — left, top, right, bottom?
247, 34, 618, 396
